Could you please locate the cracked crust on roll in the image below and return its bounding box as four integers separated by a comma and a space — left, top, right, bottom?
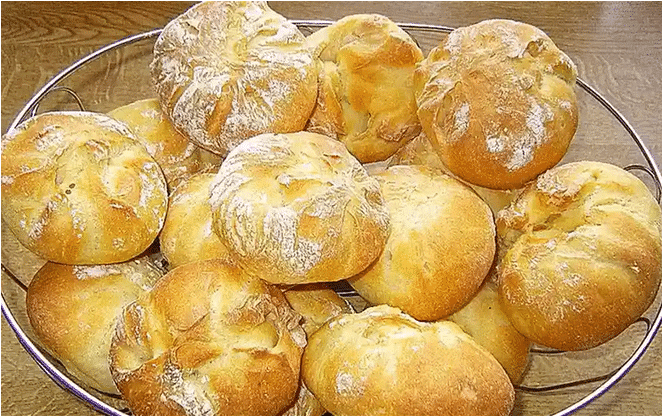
415, 19, 578, 190
208, 131, 390, 285
151, 1, 318, 156
305, 14, 423, 163
1, 111, 168, 265
109, 258, 306, 416
496, 161, 662, 351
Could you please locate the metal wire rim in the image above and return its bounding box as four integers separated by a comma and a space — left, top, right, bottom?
2, 20, 662, 416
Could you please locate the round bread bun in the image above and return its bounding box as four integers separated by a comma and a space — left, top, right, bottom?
151, 1, 318, 156
388, 132, 521, 214
1, 111, 168, 264
414, 19, 578, 190
110, 258, 307, 416
305, 14, 423, 163
159, 172, 231, 268
209, 131, 390, 285
448, 281, 531, 382
26, 254, 165, 394
108, 98, 223, 190
349, 165, 495, 321
496, 161, 662, 351
282, 284, 353, 416
302, 305, 515, 416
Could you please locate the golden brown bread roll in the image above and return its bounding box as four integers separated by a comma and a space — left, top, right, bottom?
496, 161, 662, 351
448, 281, 531, 382
108, 98, 223, 190
209, 131, 390, 285
349, 165, 495, 321
151, 1, 318, 156
1, 111, 168, 264
302, 305, 515, 416
415, 19, 578, 190
305, 14, 423, 163
26, 255, 165, 394
159, 172, 231, 268
388, 132, 521, 214
110, 259, 306, 416
282, 284, 353, 416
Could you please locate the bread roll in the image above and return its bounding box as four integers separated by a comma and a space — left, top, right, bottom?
151, 1, 318, 156
349, 165, 495, 321
496, 161, 662, 351
110, 259, 306, 416
302, 305, 515, 416
159, 172, 231, 268
108, 98, 223, 190
209, 132, 390, 285
1, 111, 168, 264
415, 19, 578, 189
448, 281, 531, 382
388, 132, 521, 214
305, 14, 423, 163
282, 284, 353, 416
26, 255, 165, 394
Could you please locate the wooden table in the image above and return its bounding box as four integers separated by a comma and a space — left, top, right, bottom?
2, 2, 661, 416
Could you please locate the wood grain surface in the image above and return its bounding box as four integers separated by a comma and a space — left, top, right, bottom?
2, 2, 661, 416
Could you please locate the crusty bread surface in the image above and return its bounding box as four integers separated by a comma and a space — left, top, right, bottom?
109, 258, 307, 416
302, 305, 515, 416
209, 131, 390, 285
496, 161, 662, 351
305, 14, 423, 163
415, 19, 578, 189
151, 1, 318, 156
349, 165, 496, 321
26, 255, 165, 394
1, 111, 168, 264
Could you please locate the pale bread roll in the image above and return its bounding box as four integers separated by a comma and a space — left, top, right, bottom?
159, 172, 231, 268
1, 111, 168, 264
448, 280, 531, 382
26, 255, 165, 394
302, 305, 515, 416
282, 284, 353, 416
209, 131, 390, 285
349, 165, 495, 321
496, 161, 662, 351
415, 19, 578, 189
305, 14, 423, 163
388, 132, 520, 214
110, 259, 307, 416
151, 1, 318, 156
108, 98, 223, 190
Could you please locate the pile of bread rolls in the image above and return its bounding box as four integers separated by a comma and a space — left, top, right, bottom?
2, 2, 661, 416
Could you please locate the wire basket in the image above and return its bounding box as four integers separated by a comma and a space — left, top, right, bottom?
2, 21, 661, 416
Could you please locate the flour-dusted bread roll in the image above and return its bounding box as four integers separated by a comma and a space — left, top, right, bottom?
305, 14, 423, 163
388, 132, 521, 214
302, 305, 515, 416
109, 98, 223, 190
26, 254, 165, 394
151, 1, 318, 156
496, 161, 662, 351
1, 111, 168, 264
282, 284, 354, 416
415, 19, 578, 190
209, 132, 390, 285
159, 172, 231, 268
110, 258, 307, 416
349, 165, 495, 321
448, 281, 531, 382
